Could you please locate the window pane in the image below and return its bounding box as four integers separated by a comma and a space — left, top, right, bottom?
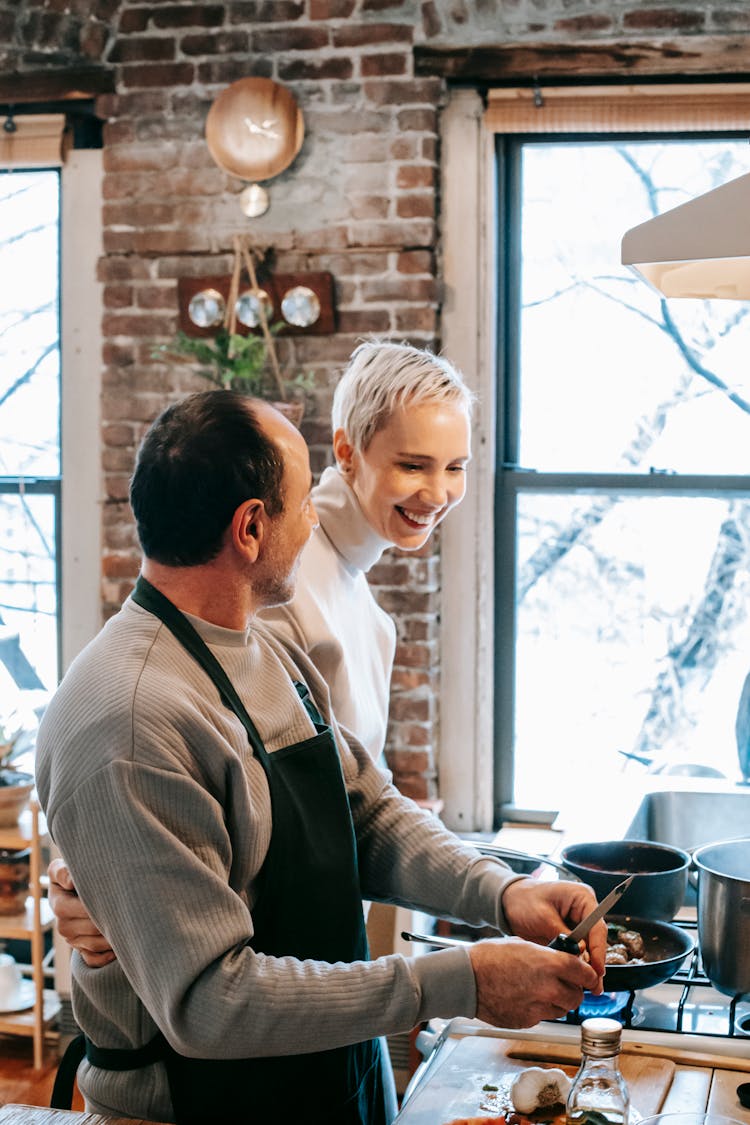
513, 492, 750, 809
519, 141, 750, 475
0, 492, 57, 728
0, 170, 60, 477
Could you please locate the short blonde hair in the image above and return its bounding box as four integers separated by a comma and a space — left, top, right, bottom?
331, 340, 475, 452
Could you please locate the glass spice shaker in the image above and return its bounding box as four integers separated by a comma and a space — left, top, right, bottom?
566, 1016, 630, 1125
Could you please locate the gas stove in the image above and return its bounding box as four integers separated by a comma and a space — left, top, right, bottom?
557, 932, 750, 1062
409, 919, 750, 1065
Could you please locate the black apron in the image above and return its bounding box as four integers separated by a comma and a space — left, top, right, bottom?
52, 576, 387, 1125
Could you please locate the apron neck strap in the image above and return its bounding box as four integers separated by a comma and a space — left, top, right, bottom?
131, 575, 268, 760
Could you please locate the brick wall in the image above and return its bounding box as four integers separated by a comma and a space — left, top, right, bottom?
3, 0, 749, 797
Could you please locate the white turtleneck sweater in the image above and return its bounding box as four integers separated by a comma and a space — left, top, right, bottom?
261, 465, 396, 762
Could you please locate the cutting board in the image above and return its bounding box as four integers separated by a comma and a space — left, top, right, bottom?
396, 1033, 675, 1124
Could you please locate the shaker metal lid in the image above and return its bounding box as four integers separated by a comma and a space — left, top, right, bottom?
580, 1016, 624, 1055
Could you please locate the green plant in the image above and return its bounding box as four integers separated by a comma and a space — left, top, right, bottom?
154, 329, 314, 401
0, 714, 34, 785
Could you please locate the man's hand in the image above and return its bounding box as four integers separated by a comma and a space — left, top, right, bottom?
469, 934, 601, 1028
501, 877, 607, 984
48, 857, 116, 968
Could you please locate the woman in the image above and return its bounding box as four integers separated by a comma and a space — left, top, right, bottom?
47, 339, 474, 1115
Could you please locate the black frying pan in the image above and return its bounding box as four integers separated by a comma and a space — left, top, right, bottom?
401, 914, 695, 992
602, 914, 695, 990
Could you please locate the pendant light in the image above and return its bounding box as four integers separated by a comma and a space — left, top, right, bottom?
621, 170, 750, 299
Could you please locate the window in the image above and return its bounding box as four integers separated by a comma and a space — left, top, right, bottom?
0, 168, 61, 743
0, 119, 101, 771
496, 131, 750, 818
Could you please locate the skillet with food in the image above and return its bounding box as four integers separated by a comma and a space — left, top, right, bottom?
602, 914, 694, 990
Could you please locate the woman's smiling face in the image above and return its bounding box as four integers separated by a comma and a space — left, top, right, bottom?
335, 398, 472, 550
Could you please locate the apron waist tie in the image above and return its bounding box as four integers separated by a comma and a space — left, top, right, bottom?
50, 1031, 167, 1110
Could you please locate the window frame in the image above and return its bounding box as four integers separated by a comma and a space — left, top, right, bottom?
0, 150, 101, 702
495, 129, 750, 825
438, 85, 750, 833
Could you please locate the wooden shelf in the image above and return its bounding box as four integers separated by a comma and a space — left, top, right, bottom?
0, 897, 55, 940
0, 801, 57, 1068
0, 988, 60, 1037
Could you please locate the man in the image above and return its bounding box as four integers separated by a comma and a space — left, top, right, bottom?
37, 391, 604, 1125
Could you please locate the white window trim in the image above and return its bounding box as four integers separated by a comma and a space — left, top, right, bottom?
60, 149, 103, 671
439, 89, 497, 832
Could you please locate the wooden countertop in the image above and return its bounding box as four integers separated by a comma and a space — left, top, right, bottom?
0, 1108, 162, 1124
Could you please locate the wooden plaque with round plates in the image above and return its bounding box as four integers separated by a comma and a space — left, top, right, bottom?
205, 77, 304, 182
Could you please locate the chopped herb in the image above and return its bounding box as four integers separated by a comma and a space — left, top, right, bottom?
481, 1083, 498, 1091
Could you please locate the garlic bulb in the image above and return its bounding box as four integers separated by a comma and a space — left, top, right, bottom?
509, 1066, 572, 1113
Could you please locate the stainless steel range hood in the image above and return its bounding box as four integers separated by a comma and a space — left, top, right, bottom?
621, 170, 750, 299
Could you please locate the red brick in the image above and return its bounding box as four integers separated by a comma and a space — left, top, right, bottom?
348, 219, 435, 247
197, 58, 270, 85
103, 284, 133, 309
228, 1, 304, 21
390, 669, 431, 690
278, 56, 353, 81
103, 120, 136, 145
396, 194, 435, 219
102, 313, 177, 338
387, 749, 430, 774
390, 137, 418, 159
396, 164, 435, 190
394, 307, 438, 333
712, 10, 750, 28
181, 30, 250, 55
152, 5, 225, 28
252, 26, 330, 51
98, 257, 151, 283
136, 286, 178, 311
333, 21, 413, 46
350, 194, 390, 220
397, 107, 438, 131
118, 62, 195, 89
101, 552, 139, 580
421, 1, 441, 37
103, 200, 175, 226
103, 448, 137, 473
104, 145, 181, 173
294, 226, 350, 251
336, 309, 392, 333
553, 14, 613, 32
109, 37, 177, 63
397, 249, 434, 273
623, 8, 704, 29
363, 0, 410, 11
80, 20, 109, 60
392, 775, 429, 801
361, 52, 409, 77
364, 78, 442, 106
118, 8, 150, 33
102, 342, 136, 367
103, 423, 137, 447
310, 0, 356, 16
361, 276, 439, 302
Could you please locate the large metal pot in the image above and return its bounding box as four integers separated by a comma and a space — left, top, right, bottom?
560, 839, 691, 921
692, 837, 750, 997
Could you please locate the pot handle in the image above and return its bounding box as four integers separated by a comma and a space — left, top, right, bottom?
686, 847, 700, 892
475, 843, 581, 881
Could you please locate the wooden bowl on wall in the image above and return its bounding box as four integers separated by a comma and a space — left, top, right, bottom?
205, 77, 305, 182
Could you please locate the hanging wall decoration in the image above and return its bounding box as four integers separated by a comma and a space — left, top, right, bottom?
205, 77, 305, 217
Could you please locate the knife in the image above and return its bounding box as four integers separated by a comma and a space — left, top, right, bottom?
548, 874, 635, 954
400, 873, 635, 957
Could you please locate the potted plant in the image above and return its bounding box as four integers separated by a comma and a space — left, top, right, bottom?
0, 714, 35, 828
155, 235, 314, 425
155, 327, 313, 426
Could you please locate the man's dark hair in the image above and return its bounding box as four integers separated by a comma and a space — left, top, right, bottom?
130, 391, 285, 566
